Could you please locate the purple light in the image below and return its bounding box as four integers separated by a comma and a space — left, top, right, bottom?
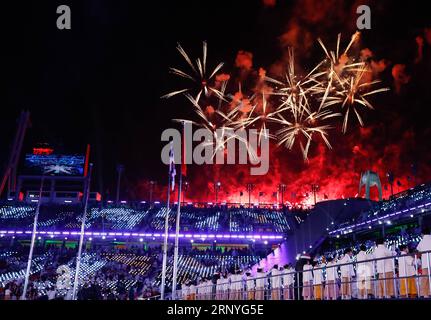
0, 229, 285, 242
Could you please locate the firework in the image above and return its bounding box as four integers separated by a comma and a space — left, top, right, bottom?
181, 93, 258, 162
273, 88, 341, 160
227, 91, 280, 142
161, 41, 226, 102
262, 47, 340, 159
163, 35, 388, 162
317, 32, 390, 133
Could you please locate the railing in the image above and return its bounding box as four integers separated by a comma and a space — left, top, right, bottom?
173, 250, 431, 300
139, 294, 161, 300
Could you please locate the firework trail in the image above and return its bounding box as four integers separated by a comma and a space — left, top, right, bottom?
272, 87, 341, 160
161, 41, 226, 102
178, 93, 258, 162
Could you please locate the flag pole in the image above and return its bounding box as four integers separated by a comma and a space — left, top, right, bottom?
72, 163, 93, 300
160, 173, 171, 300
172, 121, 186, 300
161, 142, 175, 300
171, 165, 182, 300
21, 176, 44, 300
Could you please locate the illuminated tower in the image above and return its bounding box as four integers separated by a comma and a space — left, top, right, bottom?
359, 170, 383, 201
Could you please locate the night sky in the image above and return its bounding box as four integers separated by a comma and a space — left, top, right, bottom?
1, 0, 430, 201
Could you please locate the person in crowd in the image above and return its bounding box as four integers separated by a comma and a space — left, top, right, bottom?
417, 227, 431, 298
216, 273, 223, 300
181, 281, 189, 300
324, 256, 339, 300
302, 258, 313, 300
282, 264, 295, 300
398, 244, 418, 299
47, 286, 56, 300
356, 244, 374, 299
339, 248, 354, 300
245, 271, 255, 300
230, 269, 243, 300
197, 278, 205, 300
205, 277, 213, 300
221, 272, 229, 300
373, 238, 397, 299
128, 284, 136, 301
189, 280, 196, 300
255, 267, 266, 300
270, 264, 281, 300
313, 257, 325, 300
4, 284, 11, 301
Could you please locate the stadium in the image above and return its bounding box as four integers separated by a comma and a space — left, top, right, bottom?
1, 0, 431, 306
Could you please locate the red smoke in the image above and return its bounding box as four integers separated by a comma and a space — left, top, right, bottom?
391, 64, 411, 94
235, 50, 253, 70
135, 1, 431, 206
262, 0, 276, 7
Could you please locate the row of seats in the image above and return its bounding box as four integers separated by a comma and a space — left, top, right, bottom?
0, 204, 292, 233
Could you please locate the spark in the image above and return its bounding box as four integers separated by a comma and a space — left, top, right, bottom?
273, 92, 341, 160
228, 91, 279, 142
317, 32, 390, 133
182, 94, 258, 162
161, 41, 225, 102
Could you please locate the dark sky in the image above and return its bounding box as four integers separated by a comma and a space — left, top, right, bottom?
0, 0, 430, 199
